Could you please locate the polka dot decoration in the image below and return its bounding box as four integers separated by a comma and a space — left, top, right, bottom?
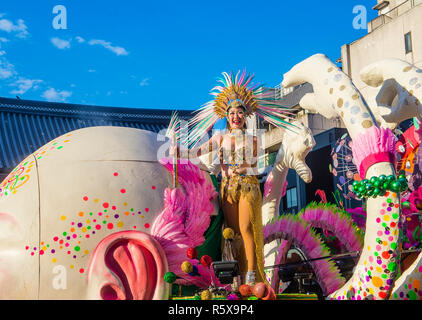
25, 170, 158, 275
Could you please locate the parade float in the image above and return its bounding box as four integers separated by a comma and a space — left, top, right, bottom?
0, 54, 422, 300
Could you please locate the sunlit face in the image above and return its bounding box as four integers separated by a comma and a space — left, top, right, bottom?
227, 106, 246, 130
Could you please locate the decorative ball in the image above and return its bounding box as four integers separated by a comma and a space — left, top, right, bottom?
253, 282, 268, 299
379, 174, 386, 182
416, 199, 422, 210
186, 247, 198, 259
239, 284, 253, 297
223, 228, 235, 240
387, 175, 395, 183
201, 289, 212, 300
227, 293, 239, 300
262, 285, 276, 300
188, 265, 199, 277
164, 272, 177, 284
181, 261, 193, 274
390, 181, 400, 192
200, 255, 213, 267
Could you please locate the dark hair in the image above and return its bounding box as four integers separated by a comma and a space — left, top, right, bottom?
227, 105, 246, 113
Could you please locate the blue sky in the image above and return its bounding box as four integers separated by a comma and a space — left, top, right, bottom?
0, 1, 377, 111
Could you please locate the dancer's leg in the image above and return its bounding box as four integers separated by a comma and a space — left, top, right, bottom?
221, 195, 239, 233
238, 196, 256, 272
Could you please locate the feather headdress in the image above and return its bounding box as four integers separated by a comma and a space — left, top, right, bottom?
186, 70, 297, 148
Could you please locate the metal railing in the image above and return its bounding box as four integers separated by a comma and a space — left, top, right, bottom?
369, 0, 421, 31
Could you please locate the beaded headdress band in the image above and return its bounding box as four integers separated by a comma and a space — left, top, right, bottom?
186, 70, 296, 148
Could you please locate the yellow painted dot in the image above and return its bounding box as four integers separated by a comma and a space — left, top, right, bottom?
84, 250, 89, 255
81, 227, 87, 233
52, 258, 57, 263
383, 241, 388, 246
376, 267, 382, 273
60, 215, 66, 221
117, 221, 124, 228
94, 198, 99, 203
141, 215, 144, 218
86, 219, 91, 224
372, 276, 383, 287
123, 202, 128, 206
42, 246, 47, 251
368, 246, 371, 251
70, 265, 74, 269
369, 288, 374, 295
384, 215, 390, 221
64, 140, 70, 143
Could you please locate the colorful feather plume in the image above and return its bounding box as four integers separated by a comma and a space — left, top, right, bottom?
186, 70, 297, 148
151, 159, 227, 288
298, 202, 364, 255
263, 214, 346, 295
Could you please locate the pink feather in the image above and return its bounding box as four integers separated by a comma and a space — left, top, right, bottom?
351, 126, 396, 179
151, 159, 224, 288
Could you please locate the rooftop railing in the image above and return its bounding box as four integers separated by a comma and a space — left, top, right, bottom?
369, 0, 422, 31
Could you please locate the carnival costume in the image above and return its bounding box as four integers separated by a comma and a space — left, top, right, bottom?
186, 70, 296, 285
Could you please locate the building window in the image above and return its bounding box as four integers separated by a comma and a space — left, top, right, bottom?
405, 32, 413, 54
286, 187, 298, 212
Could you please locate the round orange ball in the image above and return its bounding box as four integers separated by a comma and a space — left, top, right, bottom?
253, 282, 268, 299
239, 284, 253, 297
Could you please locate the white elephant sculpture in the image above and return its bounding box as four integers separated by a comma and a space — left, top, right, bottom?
282, 53, 422, 300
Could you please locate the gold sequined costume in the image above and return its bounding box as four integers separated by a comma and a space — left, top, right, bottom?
220, 174, 266, 284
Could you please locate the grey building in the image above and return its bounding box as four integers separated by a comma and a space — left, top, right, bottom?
0, 96, 192, 181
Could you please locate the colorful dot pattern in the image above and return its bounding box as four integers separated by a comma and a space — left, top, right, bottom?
331, 192, 401, 300
0, 134, 72, 199
325, 65, 375, 132
25, 170, 157, 275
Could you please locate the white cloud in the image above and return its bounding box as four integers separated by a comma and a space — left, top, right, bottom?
10, 78, 42, 95
88, 69, 96, 73
51, 37, 71, 50
88, 39, 128, 56
139, 77, 150, 86
75, 36, 85, 43
0, 57, 16, 79
0, 17, 29, 38
42, 87, 72, 102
